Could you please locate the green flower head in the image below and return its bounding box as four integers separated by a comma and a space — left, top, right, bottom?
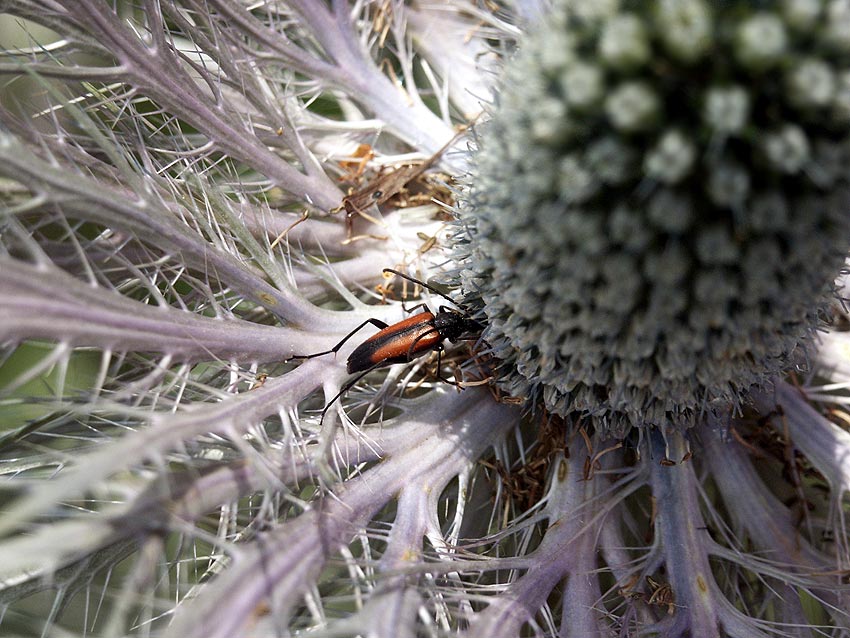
453, 0, 850, 436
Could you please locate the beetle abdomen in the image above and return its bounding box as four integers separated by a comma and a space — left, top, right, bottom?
347, 312, 441, 373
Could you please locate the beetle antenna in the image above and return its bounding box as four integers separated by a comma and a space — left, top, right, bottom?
382, 268, 459, 307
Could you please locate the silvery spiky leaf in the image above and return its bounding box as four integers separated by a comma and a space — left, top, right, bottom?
453, 0, 850, 436
0, 1, 849, 638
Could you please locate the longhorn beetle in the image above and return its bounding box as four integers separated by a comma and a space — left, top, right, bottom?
288, 268, 482, 424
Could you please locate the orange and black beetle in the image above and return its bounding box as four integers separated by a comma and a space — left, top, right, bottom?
289, 268, 482, 422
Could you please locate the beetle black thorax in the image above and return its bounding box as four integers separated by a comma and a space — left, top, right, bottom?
433, 308, 480, 343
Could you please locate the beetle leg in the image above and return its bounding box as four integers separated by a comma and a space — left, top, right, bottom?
404, 330, 463, 388
405, 328, 440, 361
286, 318, 390, 362
432, 344, 464, 387
319, 363, 383, 425
403, 302, 430, 315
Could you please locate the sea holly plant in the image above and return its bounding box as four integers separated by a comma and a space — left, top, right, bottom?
1, 0, 850, 636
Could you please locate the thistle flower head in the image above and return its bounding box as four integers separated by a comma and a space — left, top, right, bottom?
454, 0, 850, 436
